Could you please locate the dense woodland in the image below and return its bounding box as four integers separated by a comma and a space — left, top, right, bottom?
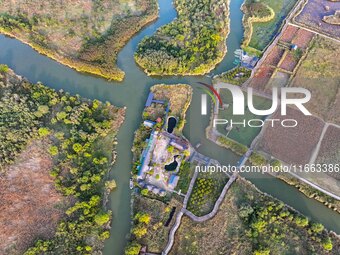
135, 0, 230, 75
0, 66, 125, 254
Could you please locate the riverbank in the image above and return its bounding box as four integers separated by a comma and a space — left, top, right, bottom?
241, 0, 299, 55
134, 0, 231, 76
171, 176, 340, 254
0, 0, 159, 81
0, 67, 126, 254
274, 173, 340, 213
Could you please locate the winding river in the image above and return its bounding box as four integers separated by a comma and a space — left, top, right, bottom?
0, 0, 339, 254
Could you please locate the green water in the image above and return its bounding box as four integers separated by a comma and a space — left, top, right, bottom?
0, 1, 339, 254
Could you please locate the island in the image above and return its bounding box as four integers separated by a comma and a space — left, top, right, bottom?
0, 0, 158, 81
134, 0, 230, 76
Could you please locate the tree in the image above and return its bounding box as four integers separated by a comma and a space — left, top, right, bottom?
49, 146, 59, 156
0, 64, 9, 73
94, 213, 110, 226
141, 189, 149, 196
167, 145, 174, 153
135, 212, 151, 224
322, 237, 333, 251
105, 180, 117, 191
132, 224, 147, 238
295, 216, 309, 227
239, 205, 254, 219
311, 223, 324, 233
38, 127, 50, 137
254, 249, 270, 255
125, 242, 141, 255
72, 143, 83, 153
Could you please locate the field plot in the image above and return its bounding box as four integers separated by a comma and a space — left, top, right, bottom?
266, 71, 291, 91
262, 46, 285, 66
248, 24, 315, 94
187, 172, 229, 217
291, 28, 315, 49
0, 142, 66, 255
279, 51, 299, 72
217, 89, 272, 146
295, 0, 340, 39
257, 107, 325, 165
290, 37, 340, 125
243, 0, 298, 52
248, 66, 275, 91
280, 25, 300, 43
316, 125, 340, 180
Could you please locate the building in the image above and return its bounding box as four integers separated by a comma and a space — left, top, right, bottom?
143, 120, 156, 128
168, 174, 179, 190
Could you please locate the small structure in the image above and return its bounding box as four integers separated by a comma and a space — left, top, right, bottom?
137, 131, 158, 179
290, 44, 298, 51
235, 49, 259, 69
168, 174, 179, 190
145, 92, 165, 107
152, 187, 160, 195
159, 190, 167, 197
143, 120, 156, 128
169, 138, 188, 151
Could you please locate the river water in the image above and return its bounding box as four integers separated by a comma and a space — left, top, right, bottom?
0, 0, 339, 254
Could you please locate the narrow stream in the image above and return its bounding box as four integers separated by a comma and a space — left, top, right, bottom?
0, 0, 339, 254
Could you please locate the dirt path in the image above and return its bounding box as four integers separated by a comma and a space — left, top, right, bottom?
162, 163, 199, 255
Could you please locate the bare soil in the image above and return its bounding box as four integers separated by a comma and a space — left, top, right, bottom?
0, 140, 67, 255
257, 107, 325, 165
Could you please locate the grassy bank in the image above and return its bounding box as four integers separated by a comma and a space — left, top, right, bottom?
242, 0, 297, 53
275, 172, 340, 214
135, 0, 230, 76
0, 0, 158, 81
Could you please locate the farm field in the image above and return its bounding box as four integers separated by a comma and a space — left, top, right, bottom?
262, 46, 285, 66
187, 172, 229, 217
242, 0, 298, 53
248, 65, 275, 92
316, 125, 340, 180
248, 25, 315, 94
279, 51, 299, 72
216, 88, 272, 146
294, 0, 340, 39
0, 0, 158, 80
257, 107, 325, 165
290, 37, 340, 125
171, 177, 340, 255
266, 71, 291, 91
